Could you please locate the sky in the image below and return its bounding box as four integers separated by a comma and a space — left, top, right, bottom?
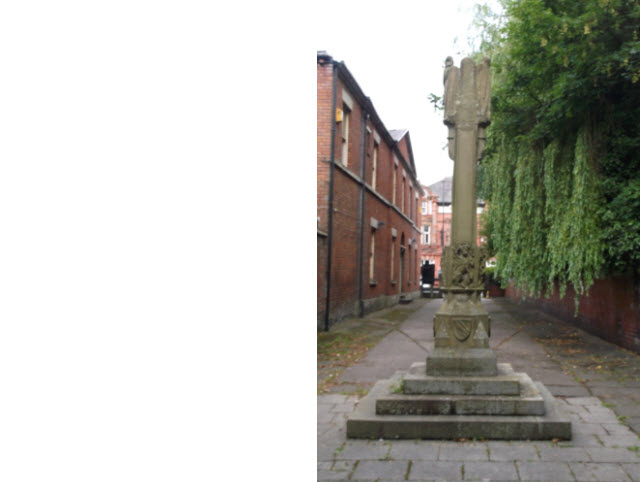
315, 1, 500, 187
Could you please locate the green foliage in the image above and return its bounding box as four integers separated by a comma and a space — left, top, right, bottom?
602, 178, 640, 273
475, 0, 640, 305
428, 93, 443, 112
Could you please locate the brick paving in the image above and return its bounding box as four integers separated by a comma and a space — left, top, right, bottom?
318, 297, 640, 480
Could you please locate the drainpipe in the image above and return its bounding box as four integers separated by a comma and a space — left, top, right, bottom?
356, 110, 369, 317
324, 62, 338, 332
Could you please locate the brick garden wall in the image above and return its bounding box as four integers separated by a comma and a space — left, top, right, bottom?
506, 275, 640, 353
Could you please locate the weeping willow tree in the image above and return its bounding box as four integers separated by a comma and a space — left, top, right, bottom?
475, 0, 640, 304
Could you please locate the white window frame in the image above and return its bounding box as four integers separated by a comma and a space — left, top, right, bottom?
341, 103, 350, 166
369, 229, 376, 282
372, 141, 378, 191
409, 185, 413, 218
390, 236, 395, 281
423, 225, 430, 245
392, 165, 397, 204
401, 175, 406, 212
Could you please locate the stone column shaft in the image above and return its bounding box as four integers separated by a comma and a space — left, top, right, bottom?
427, 56, 494, 377
451, 127, 478, 245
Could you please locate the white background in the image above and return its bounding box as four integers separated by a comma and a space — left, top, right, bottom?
0, 1, 498, 480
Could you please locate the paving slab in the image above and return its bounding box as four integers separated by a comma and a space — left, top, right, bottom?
407, 460, 462, 480
516, 461, 575, 481
437, 443, 488, 461
462, 461, 519, 480
570, 461, 631, 481
547, 385, 591, 397
621, 462, 640, 480
317, 460, 354, 480
536, 446, 590, 461
600, 435, 640, 448
585, 447, 640, 462
567, 431, 607, 447
350, 460, 409, 480
576, 423, 609, 435
335, 440, 390, 460
387, 441, 438, 460
487, 444, 538, 461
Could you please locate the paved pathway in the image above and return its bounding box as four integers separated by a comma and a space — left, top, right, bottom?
318, 297, 640, 481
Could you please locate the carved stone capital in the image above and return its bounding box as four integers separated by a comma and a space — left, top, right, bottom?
441, 242, 488, 291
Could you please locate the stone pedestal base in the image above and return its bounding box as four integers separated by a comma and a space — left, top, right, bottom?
346, 363, 571, 440
426, 348, 497, 377
377, 363, 544, 416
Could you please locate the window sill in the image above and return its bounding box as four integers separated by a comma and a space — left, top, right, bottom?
369, 280, 378, 287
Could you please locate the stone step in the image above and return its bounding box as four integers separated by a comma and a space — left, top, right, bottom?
347, 373, 572, 440
427, 347, 498, 377
376, 371, 545, 416
403, 362, 520, 395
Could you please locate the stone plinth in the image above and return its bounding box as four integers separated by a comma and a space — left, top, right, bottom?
376, 364, 545, 416
403, 362, 519, 395
346, 364, 571, 440
426, 348, 497, 377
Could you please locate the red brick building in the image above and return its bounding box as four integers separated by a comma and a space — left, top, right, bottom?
318, 51, 423, 330
419, 177, 486, 284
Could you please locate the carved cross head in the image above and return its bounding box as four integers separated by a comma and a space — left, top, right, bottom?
442, 57, 491, 161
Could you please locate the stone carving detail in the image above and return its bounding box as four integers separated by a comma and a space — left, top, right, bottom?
443, 56, 491, 162
452, 318, 472, 342
442, 243, 488, 290
473, 322, 489, 340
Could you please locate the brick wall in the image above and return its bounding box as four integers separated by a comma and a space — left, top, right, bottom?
317, 53, 422, 328
329, 169, 361, 320
317, 59, 333, 234
506, 276, 640, 353
317, 234, 328, 322
419, 187, 444, 277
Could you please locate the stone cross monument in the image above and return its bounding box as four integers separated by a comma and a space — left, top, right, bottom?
345, 56, 571, 440
427, 56, 496, 377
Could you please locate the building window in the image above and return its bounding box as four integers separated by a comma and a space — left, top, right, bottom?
409, 247, 413, 284
421, 201, 427, 214
409, 185, 413, 218
372, 141, 378, 190
423, 226, 430, 245
369, 229, 376, 283
392, 165, 397, 205
401, 176, 405, 213
390, 236, 395, 281
341, 104, 350, 166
